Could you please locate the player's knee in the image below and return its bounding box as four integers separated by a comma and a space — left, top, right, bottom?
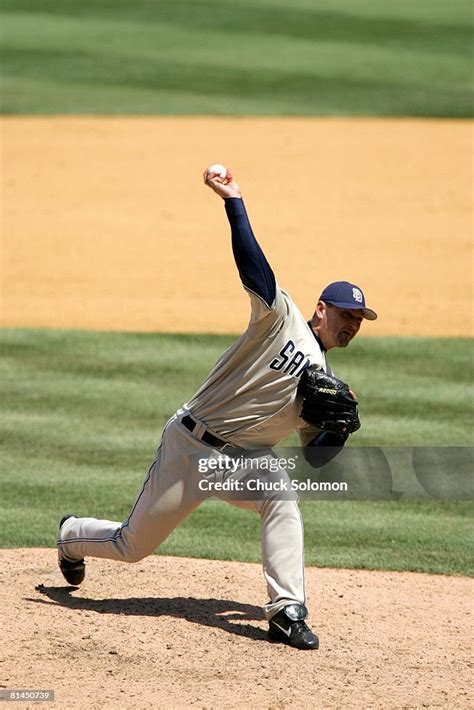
119, 544, 153, 563
122, 551, 143, 563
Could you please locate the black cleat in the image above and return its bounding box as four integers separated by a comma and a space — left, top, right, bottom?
58, 556, 86, 586
268, 603, 319, 650
58, 514, 85, 586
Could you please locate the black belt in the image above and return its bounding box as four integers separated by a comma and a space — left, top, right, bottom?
182, 415, 234, 450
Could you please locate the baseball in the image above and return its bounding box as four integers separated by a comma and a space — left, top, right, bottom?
207, 163, 227, 180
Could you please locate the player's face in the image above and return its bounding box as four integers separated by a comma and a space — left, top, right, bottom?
319, 303, 363, 349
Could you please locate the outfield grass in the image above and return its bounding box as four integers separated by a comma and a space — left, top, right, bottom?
1, 328, 472, 574
1, 0, 472, 116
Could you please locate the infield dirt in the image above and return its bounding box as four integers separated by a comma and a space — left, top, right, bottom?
2, 117, 472, 336
1, 550, 472, 709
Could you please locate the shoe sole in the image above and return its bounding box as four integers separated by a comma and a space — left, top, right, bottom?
268, 627, 319, 650
58, 559, 86, 586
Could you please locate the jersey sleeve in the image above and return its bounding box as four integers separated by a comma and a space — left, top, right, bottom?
224, 197, 287, 335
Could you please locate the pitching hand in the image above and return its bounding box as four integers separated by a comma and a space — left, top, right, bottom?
203, 165, 241, 200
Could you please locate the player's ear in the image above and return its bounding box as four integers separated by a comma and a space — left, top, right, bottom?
315, 300, 327, 319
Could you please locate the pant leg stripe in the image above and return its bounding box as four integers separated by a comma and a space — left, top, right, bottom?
56, 459, 157, 547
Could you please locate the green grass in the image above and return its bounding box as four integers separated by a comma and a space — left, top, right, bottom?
0, 0, 472, 116
158, 500, 474, 576
1, 328, 473, 574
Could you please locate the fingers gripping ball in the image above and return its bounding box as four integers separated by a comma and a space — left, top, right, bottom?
203, 164, 240, 199
207, 163, 228, 180
297, 366, 361, 436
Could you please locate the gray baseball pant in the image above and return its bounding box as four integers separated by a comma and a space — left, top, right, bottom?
57, 412, 306, 619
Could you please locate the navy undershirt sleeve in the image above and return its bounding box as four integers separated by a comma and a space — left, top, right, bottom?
304, 431, 348, 469
224, 197, 276, 308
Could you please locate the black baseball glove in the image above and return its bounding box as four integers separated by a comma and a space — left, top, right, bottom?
297, 366, 361, 437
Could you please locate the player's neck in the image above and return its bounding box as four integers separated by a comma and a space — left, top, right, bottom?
307, 320, 331, 352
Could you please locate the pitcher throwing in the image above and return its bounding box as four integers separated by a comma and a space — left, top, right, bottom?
57, 165, 377, 650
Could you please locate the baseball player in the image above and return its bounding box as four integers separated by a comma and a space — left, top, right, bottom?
57, 166, 377, 650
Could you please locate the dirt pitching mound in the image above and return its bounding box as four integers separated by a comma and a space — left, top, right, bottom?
1, 549, 471, 709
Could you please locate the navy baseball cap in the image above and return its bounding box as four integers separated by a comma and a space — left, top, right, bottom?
319, 281, 377, 320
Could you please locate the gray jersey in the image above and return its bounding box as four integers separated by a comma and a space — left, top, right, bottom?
186, 284, 330, 448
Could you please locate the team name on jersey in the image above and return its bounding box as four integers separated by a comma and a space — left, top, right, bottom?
269, 340, 311, 377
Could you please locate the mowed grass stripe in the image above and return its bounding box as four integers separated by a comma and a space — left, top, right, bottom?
2, 329, 473, 450
1, 328, 472, 574
1, 0, 471, 50
1, 0, 472, 115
